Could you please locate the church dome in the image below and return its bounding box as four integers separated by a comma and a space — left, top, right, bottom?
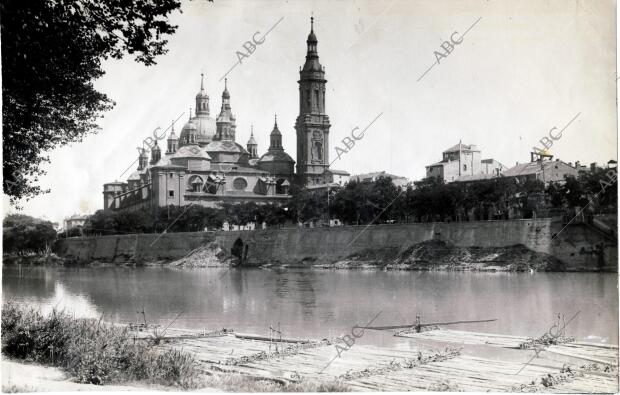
258, 150, 295, 163
127, 171, 141, 181
179, 116, 216, 146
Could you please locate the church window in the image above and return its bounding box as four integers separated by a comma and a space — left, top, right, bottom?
169, 173, 173, 178
168, 190, 174, 197
463, 164, 467, 171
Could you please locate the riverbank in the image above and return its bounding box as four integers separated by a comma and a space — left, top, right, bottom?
310, 240, 566, 272
53, 219, 618, 271
1, 360, 145, 393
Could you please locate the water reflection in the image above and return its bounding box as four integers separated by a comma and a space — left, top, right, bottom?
2, 266, 617, 346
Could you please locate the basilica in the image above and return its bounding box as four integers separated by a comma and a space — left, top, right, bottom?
103, 18, 347, 211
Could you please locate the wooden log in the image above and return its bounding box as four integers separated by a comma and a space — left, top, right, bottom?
234, 332, 311, 343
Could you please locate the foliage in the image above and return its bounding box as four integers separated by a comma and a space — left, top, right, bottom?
201, 373, 351, 392
3, 214, 57, 255
2, 0, 183, 205
68, 167, 618, 237
331, 177, 400, 224
546, 168, 618, 211
1, 302, 201, 389
84, 205, 228, 235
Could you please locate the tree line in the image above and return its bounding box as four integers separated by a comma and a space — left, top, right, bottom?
65, 168, 617, 237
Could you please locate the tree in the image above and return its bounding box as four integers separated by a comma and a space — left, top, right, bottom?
2, 0, 184, 206
3, 214, 57, 255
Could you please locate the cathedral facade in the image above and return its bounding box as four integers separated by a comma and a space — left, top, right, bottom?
103, 18, 345, 211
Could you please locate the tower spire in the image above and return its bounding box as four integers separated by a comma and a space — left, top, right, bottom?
296, 16, 330, 185
195, 72, 210, 116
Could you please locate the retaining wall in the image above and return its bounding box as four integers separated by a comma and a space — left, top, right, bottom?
55, 219, 617, 270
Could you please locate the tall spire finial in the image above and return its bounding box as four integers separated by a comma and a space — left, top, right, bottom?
171, 119, 175, 131
189, 107, 192, 119
200, 72, 204, 90
224, 77, 228, 90
251, 124, 254, 136
274, 114, 278, 126
311, 15, 314, 32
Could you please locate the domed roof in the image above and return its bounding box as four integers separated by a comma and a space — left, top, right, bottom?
259, 150, 295, 163
171, 145, 212, 160
179, 116, 216, 145
154, 154, 172, 167
127, 171, 141, 181
205, 140, 248, 154
247, 133, 257, 146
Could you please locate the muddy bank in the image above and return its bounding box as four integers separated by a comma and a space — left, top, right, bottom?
168, 242, 232, 268
316, 240, 566, 272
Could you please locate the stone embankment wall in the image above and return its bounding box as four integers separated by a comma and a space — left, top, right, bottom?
55, 232, 215, 264
55, 219, 617, 271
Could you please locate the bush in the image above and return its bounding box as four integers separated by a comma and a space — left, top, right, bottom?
1, 303, 201, 388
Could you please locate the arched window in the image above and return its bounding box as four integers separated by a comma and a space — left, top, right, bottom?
188, 175, 204, 192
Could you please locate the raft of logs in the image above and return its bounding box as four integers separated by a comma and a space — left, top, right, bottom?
130, 325, 618, 392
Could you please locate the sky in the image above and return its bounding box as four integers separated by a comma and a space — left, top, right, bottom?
3, 0, 617, 225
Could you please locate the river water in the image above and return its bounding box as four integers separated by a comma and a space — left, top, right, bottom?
2, 266, 618, 347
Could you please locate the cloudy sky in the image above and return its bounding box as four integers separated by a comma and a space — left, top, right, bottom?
4, 0, 617, 225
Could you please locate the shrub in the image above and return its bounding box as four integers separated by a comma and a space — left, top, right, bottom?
1, 303, 201, 388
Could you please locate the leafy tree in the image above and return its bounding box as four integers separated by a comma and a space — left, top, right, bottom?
3, 214, 57, 254
2, 0, 184, 206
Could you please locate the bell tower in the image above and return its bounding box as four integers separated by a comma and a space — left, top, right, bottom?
295, 17, 331, 185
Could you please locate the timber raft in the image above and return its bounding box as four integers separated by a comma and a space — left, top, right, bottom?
132, 327, 619, 392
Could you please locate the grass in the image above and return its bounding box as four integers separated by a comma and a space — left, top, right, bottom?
202, 373, 351, 392
1, 302, 201, 389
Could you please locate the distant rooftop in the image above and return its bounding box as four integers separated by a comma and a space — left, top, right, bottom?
350, 170, 408, 181
443, 142, 479, 153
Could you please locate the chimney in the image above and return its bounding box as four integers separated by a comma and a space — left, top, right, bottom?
575, 160, 580, 169
568, 162, 573, 167
590, 162, 597, 171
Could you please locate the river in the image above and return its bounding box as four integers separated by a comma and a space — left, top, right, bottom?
2, 266, 617, 347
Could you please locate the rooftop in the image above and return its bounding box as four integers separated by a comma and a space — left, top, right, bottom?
443, 142, 479, 153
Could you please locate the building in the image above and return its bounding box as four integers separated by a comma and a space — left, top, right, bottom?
502, 155, 579, 185
350, 171, 410, 187
103, 18, 344, 211
295, 17, 331, 186
425, 142, 505, 183
64, 214, 89, 230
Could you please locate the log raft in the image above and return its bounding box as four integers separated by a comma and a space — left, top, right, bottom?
141, 326, 618, 392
